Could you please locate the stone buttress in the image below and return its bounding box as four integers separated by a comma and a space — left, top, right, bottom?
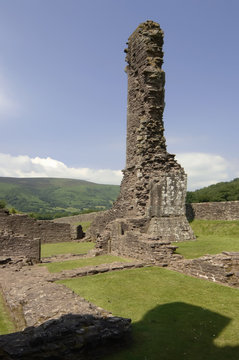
89, 21, 195, 265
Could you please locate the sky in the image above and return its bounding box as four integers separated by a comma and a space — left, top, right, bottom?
0, 0, 238, 190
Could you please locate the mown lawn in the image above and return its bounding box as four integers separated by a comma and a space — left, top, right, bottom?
42, 255, 132, 273
0, 292, 15, 335
173, 220, 239, 258
60, 266, 239, 360
41, 241, 95, 257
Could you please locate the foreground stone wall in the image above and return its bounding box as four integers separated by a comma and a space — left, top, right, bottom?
186, 201, 239, 221
0, 261, 131, 359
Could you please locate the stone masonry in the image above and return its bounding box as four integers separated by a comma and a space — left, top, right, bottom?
0, 208, 84, 262
89, 21, 195, 264
170, 252, 239, 288
0, 261, 131, 359
186, 201, 239, 221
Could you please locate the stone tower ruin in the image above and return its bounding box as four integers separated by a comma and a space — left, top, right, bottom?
89, 20, 195, 264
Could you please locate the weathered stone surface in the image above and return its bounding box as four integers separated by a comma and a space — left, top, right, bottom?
0, 209, 85, 262
53, 211, 105, 225
88, 21, 194, 264
0, 314, 131, 360
46, 261, 146, 281
0, 209, 78, 244
0, 260, 132, 359
170, 252, 239, 287
0, 229, 40, 263
186, 201, 239, 221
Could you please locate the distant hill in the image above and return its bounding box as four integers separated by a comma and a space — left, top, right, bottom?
186, 178, 239, 203
2, 176, 238, 219
0, 177, 120, 219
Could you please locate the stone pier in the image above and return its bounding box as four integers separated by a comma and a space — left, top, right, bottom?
89, 21, 195, 264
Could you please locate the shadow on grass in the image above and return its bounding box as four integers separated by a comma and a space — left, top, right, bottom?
1, 303, 239, 360
111, 302, 239, 360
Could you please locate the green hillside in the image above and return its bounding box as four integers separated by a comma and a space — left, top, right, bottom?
186, 178, 239, 203
0, 177, 120, 219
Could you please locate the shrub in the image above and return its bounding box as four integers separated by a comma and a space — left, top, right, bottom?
0, 200, 6, 209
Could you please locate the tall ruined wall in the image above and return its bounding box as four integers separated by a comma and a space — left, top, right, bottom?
91, 21, 194, 263
0, 209, 73, 244
186, 201, 239, 221
116, 20, 188, 220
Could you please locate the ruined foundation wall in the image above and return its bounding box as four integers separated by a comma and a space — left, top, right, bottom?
0, 231, 40, 262
0, 209, 73, 244
53, 211, 106, 225
170, 252, 239, 287
186, 201, 239, 221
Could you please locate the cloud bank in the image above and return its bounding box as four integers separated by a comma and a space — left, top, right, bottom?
0, 153, 122, 185
0, 152, 237, 190
175, 152, 237, 190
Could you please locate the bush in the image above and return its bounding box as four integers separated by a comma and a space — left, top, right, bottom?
0, 200, 6, 209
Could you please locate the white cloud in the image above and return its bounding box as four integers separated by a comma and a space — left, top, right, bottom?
175, 152, 233, 190
0, 153, 123, 185
0, 152, 237, 190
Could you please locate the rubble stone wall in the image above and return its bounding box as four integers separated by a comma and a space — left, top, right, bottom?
0, 209, 74, 244
0, 231, 40, 262
170, 252, 239, 287
53, 211, 105, 225
186, 201, 239, 221
90, 21, 195, 258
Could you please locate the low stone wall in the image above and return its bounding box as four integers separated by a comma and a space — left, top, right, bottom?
0, 314, 131, 360
53, 211, 106, 225
170, 252, 239, 287
96, 218, 182, 266
186, 201, 239, 221
0, 209, 78, 244
0, 262, 131, 359
0, 231, 40, 262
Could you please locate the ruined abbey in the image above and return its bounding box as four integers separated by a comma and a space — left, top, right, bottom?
1, 20, 239, 360
89, 21, 195, 263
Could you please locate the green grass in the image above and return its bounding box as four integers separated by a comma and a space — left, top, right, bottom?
60, 267, 239, 360
173, 220, 239, 259
43, 255, 132, 273
0, 292, 15, 335
41, 241, 95, 257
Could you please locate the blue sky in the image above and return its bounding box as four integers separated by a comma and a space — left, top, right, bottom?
0, 0, 238, 190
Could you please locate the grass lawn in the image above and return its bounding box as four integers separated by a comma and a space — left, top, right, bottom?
42, 255, 132, 273
0, 292, 15, 335
41, 241, 95, 257
60, 266, 239, 360
173, 220, 239, 258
